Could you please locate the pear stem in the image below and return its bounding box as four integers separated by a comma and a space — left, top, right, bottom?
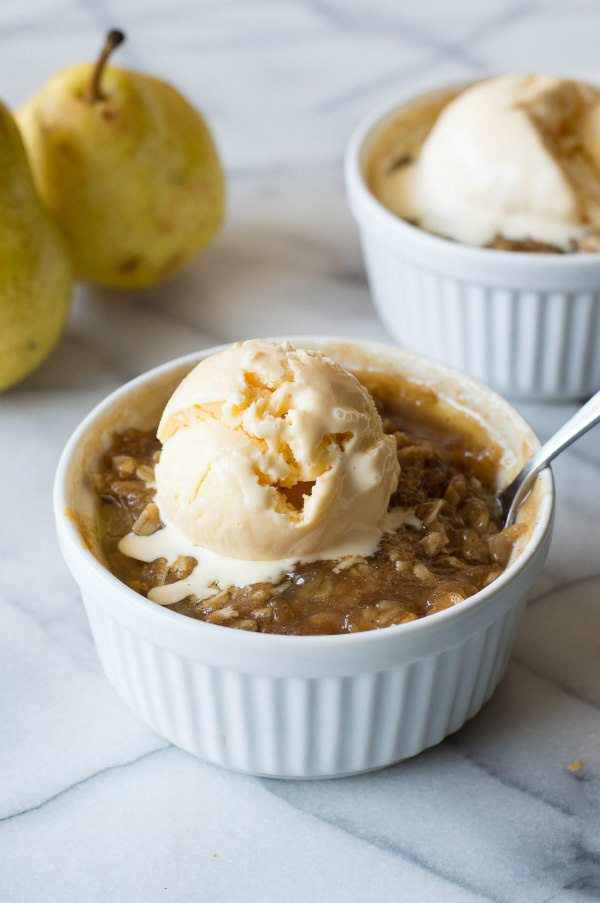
84, 29, 125, 103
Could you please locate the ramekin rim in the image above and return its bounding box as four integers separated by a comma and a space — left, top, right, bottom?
344, 77, 600, 269
54, 337, 555, 649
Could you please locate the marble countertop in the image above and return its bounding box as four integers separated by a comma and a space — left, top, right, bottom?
2, 1, 600, 900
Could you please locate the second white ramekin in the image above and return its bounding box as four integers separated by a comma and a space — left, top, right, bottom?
345, 88, 600, 401
54, 339, 554, 778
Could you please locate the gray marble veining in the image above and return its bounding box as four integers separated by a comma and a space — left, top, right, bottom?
2, 1, 600, 901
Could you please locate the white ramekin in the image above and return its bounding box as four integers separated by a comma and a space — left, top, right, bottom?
54, 339, 554, 778
345, 86, 600, 401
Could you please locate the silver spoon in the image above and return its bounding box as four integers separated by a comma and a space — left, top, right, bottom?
500, 387, 600, 526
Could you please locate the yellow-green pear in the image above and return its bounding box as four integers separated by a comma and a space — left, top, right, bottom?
0, 102, 72, 392
18, 30, 224, 290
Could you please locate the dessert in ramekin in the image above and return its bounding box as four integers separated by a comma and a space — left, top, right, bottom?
345, 76, 600, 400
55, 339, 554, 778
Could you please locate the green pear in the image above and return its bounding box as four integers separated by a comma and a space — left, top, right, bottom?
0, 103, 72, 392
17, 30, 224, 290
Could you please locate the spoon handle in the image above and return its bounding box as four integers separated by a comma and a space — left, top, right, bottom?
503, 387, 600, 525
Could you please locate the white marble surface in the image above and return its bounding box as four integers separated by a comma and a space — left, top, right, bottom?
2, 1, 600, 901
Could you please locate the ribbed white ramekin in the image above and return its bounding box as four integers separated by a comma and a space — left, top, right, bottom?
54, 339, 554, 778
345, 88, 600, 401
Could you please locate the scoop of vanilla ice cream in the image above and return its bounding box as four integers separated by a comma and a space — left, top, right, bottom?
155, 340, 399, 561
382, 74, 600, 248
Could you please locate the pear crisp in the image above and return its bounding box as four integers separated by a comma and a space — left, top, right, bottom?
93, 374, 524, 636
487, 232, 600, 254
368, 76, 600, 254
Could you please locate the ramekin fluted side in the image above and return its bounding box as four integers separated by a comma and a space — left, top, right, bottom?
361, 234, 600, 401
83, 593, 524, 778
